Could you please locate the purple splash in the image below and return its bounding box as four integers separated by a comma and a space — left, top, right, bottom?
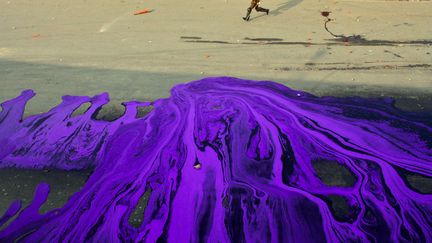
0, 77, 431, 242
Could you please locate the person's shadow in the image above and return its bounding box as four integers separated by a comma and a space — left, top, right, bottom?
270, 0, 303, 16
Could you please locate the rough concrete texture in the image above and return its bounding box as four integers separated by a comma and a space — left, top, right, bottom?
0, 0, 431, 115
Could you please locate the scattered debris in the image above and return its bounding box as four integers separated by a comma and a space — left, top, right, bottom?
384, 49, 403, 58
321, 11, 330, 17
193, 163, 201, 170
193, 159, 202, 170
133, 9, 153, 15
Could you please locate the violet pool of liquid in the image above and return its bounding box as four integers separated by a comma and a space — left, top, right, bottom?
0, 77, 431, 242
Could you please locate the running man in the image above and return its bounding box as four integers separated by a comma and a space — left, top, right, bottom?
243, 0, 270, 21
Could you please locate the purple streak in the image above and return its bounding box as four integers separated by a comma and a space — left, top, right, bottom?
0, 77, 431, 242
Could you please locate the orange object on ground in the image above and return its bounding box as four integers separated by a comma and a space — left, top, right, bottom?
133, 9, 152, 15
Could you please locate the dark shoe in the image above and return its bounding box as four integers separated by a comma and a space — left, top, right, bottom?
265, 9, 269, 15
243, 16, 250, 21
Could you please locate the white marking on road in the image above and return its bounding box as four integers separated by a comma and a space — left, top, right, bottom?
99, 12, 130, 33
0, 48, 13, 57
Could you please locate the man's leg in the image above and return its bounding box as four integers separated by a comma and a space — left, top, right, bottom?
243, 0, 258, 21
255, 3, 270, 15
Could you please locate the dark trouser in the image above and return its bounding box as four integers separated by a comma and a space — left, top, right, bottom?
248, 0, 267, 12
243, 0, 268, 20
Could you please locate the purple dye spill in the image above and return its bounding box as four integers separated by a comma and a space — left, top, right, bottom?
0, 77, 431, 242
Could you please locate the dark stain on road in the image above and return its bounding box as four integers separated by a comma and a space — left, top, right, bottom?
182, 37, 432, 47
276, 63, 432, 71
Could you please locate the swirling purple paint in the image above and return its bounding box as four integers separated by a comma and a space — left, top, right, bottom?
0, 77, 431, 242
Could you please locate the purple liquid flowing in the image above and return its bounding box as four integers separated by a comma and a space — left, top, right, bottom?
0, 77, 431, 242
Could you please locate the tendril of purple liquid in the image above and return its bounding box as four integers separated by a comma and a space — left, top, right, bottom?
0, 77, 431, 242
